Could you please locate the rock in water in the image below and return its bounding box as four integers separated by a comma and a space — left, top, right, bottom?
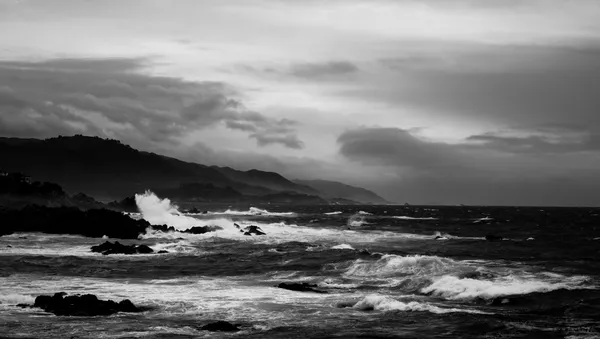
90, 241, 154, 255
0, 205, 150, 239
277, 282, 327, 293
239, 225, 266, 236
184, 225, 223, 234
485, 234, 504, 242
200, 321, 240, 332
31, 292, 143, 316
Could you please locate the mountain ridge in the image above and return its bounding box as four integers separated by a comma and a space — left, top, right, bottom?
0, 135, 388, 205
294, 179, 390, 205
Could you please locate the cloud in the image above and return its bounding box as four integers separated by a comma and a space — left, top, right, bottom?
467, 131, 600, 154
238, 60, 360, 81
0, 57, 304, 149
337, 127, 459, 170
337, 126, 600, 206
338, 44, 600, 129
290, 61, 359, 78
250, 133, 304, 149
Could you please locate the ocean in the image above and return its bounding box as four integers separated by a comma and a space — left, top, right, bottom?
1, 192, 599, 339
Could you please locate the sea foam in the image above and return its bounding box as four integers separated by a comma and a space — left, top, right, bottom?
351, 294, 487, 314
344, 255, 467, 278
421, 274, 591, 300
135, 191, 200, 230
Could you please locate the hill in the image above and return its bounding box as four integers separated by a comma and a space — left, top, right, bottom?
294, 179, 390, 205
0, 135, 349, 204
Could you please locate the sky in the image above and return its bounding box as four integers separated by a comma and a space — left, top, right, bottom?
1, 0, 600, 206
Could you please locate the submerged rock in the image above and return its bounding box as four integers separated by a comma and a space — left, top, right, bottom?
91, 241, 154, 255
233, 223, 266, 235
485, 234, 504, 242
241, 225, 266, 236
149, 224, 222, 235
277, 282, 327, 294
31, 292, 143, 316
185, 225, 223, 234
200, 321, 240, 332
150, 224, 177, 233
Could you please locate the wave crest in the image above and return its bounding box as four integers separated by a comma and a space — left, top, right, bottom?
351, 294, 486, 314
344, 255, 466, 278
421, 275, 591, 300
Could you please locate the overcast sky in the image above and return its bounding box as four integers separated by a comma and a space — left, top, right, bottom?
1, 0, 600, 205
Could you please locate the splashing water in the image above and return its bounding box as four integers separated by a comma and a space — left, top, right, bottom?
134, 191, 202, 230
347, 213, 368, 227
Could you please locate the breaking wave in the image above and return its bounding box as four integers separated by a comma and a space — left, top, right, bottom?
340, 254, 594, 301
421, 274, 591, 300
394, 216, 437, 220
0, 293, 35, 306
332, 244, 355, 250
206, 207, 296, 217
347, 213, 368, 227
324, 211, 343, 215
135, 191, 201, 231
344, 255, 468, 278
350, 294, 487, 314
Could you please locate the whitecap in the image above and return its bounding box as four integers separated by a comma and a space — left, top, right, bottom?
205, 207, 296, 217
324, 211, 343, 215
332, 244, 355, 250
394, 216, 437, 220
351, 294, 487, 314
473, 217, 494, 223
344, 254, 466, 278
421, 274, 591, 300
0, 293, 35, 305
135, 191, 202, 230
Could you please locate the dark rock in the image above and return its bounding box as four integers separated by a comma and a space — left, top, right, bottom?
118, 299, 138, 312
277, 282, 327, 294
34, 295, 53, 308
485, 234, 504, 242
184, 225, 223, 234
107, 196, 138, 213
91, 241, 154, 255
135, 244, 154, 254
187, 207, 201, 214
200, 321, 240, 332
240, 225, 266, 236
150, 224, 177, 233
30, 293, 143, 316
357, 249, 371, 256
0, 205, 150, 239
157, 250, 169, 254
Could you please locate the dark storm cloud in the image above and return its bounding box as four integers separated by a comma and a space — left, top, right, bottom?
337, 127, 459, 170
0, 58, 303, 149
238, 61, 360, 80
336, 127, 600, 206
344, 44, 600, 127
290, 61, 359, 78
467, 132, 600, 154
250, 133, 304, 149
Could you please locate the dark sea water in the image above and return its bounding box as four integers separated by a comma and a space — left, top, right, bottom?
1, 194, 600, 338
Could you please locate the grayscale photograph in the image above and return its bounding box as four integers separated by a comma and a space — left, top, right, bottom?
0, 1, 599, 338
